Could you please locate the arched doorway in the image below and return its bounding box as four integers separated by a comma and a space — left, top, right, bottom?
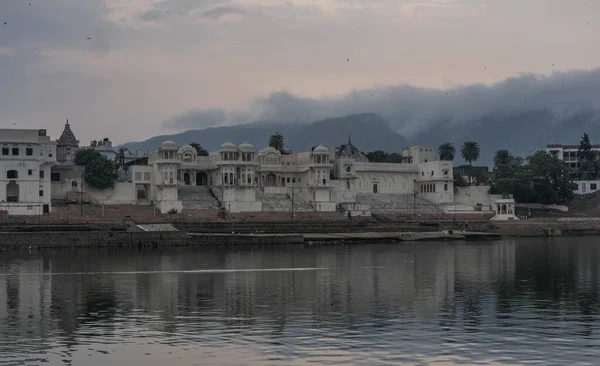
265, 173, 277, 187
183, 172, 191, 185
196, 172, 208, 186
6, 181, 19, 202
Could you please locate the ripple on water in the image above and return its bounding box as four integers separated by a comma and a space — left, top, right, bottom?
2, 241, 600, 365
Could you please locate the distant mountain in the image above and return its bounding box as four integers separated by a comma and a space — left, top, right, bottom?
409, 109, 598, 166
120, 113, 408, 154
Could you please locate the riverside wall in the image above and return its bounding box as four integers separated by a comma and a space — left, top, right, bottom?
2, 220, 600, 250
0, 231, 304, 250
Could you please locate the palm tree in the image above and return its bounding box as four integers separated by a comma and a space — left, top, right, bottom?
461, 141, 480, 185
269, 132, 285, 152
114, 147, 128, 181
438, 142, 456, 161
114, 147, 127, 169
493, 149, 511, 168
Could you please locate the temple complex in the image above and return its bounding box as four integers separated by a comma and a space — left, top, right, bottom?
0, 122, 513, 219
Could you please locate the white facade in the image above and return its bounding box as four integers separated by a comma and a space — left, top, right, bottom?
0, 129, 56, 215
573, 180, 600, 195
546, 143, 600, 169
546, 143, 600, 195
131, 138, 455, 213
148, 140, 183, 213
332, 140, 453, 206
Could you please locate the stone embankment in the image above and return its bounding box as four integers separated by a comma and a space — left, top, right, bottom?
2, 218, 600, 250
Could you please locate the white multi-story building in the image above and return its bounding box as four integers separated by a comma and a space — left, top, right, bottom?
546, 143, 600, 195
545, 143, 600, 168
0, 129, 56, 215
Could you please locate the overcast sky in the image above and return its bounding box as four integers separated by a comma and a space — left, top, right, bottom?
1, 0, 599, 144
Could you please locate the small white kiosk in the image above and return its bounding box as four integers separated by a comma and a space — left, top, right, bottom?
491, 198, 519, 221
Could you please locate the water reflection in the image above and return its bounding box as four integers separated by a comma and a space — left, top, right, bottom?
1, 238, 600, 365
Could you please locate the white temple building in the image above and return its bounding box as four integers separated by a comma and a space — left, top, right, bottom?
114, 136, 455, 214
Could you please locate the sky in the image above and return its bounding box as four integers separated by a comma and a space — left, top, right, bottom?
1, 0, 600, 145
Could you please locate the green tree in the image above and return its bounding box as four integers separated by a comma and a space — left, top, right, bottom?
114, 147, 127, 169
461, 141, 480, 185
493, 149, 511, 169
491, 152, 576, 204
269, 132, 285, 153
578, 133, 596, 179
453, 171, 468, 187
527, 151, 578, 204
387, 152, 403, 163
366, 150, 389, 162
438, 142, 456, 161
74, 148, 117, 190
493, 149, 512, 181
492, 155, 524, 195
190, 142, 209, 156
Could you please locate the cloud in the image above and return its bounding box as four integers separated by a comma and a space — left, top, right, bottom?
162, 108, 227, 130
202, 6, 245, 19
250, 68, 600, 138
0, 47, 17, 58
138, 8, 167, 22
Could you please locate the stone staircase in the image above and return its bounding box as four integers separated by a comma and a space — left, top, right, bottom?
178, 186, 220, 210
255, 190, 315, 212
356, 193, 443, 215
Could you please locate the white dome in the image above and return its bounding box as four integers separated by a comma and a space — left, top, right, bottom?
312, 144, 329, 154
161, 140, 178, 149
178, 144, 197, 155
258, 146, 279, 156
220, 141, 237, 152
238, 141, 255, 152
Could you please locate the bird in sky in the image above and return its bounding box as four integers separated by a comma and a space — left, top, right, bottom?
86, 37, 92, 40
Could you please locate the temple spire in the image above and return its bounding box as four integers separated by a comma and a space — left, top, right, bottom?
348, 135, 352, 145
66, 118, 69, 126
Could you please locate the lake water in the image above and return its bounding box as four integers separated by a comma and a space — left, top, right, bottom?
1, 238, 600, 366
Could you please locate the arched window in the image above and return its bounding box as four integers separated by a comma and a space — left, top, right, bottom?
346, 181, 350, 189
346, 166, 351, 172
241, 173, 246, 184
72, 181, 78, 187
444, 183, 448, 191
229, 173, 234, 185
224, 174, 228, 184
7, 170, 18, 179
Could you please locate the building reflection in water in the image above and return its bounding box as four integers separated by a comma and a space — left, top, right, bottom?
1, 239, 600, 364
